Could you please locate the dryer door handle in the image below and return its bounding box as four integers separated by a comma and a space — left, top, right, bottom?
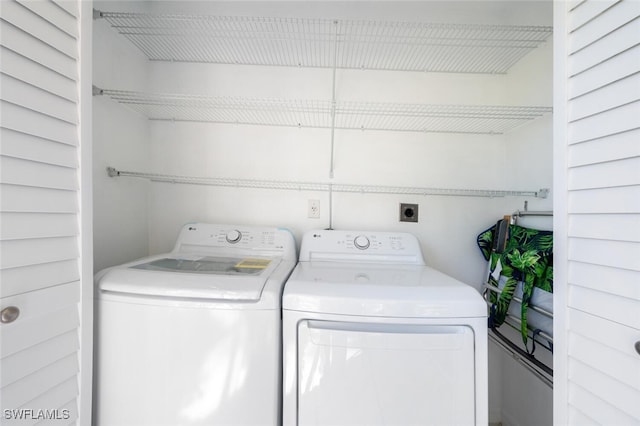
305, 320, 470, 335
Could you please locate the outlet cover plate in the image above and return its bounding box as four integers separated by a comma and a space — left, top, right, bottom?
400, 203, 419, 222
308, 199, 320, 218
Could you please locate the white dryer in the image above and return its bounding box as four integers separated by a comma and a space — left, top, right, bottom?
94, 223, 297, 426
282, 230, 487, 426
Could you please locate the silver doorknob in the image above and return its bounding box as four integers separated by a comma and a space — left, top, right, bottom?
635, 341, 640, 356
1, 306, 20, 324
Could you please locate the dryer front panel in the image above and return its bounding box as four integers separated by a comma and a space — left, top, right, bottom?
296, 320, 475, 425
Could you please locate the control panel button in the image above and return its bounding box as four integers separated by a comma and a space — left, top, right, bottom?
353, 235, 370, 250
225, 230, 242, 244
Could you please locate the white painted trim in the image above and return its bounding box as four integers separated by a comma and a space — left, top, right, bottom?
78, 0, 94, 424
553, 1, 569, 424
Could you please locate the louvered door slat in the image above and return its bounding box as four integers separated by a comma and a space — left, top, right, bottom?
0, 73, 79, 124
0, 237, 79, 270
568, 129, 640, 167
569, 0, 639, 53
568, 186, 640, 214
0, 46, 78, 102
0, 259, 79, 298
0, 354, 79, 411
16, 0, 78, 39
568, 238, 640, 272
569, 0, 619, 32
0, 128, 78, 168
2, 0, 77, 58
0, 22, 77, 80
568, 214, 640, 241
568, 18, 639, 76
0, 156, 79, 191
569, 72, 640, 121
1, 330, 78, 387
0, 212, 78, 240
0, 101, 78, 146
569, 44, 640, 98
568, 101, 640, 143
569, 359, 640, 420
51, 0, 78, 19
1, 184, 78, 214
568, 262, 638, 300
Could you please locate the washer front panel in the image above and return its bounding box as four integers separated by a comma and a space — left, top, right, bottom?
95, 299, 281, 425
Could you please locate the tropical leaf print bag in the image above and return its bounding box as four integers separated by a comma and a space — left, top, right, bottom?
477, 220, 553, 352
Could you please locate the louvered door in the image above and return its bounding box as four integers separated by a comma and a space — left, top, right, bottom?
0, 1, 91, 424
554, 0, 640, 424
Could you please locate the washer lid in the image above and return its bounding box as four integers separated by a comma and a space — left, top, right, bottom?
131, 256, 272, 276
282, 262, 486, 318
98, 254, 281, 301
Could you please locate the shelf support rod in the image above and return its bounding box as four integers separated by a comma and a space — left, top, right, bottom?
328, 183, 334, 230
106, 167, 549, 199
329, 20, 339, 179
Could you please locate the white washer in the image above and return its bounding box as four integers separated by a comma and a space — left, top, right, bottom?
282, 230, 487, 426
94, 223, 297, 426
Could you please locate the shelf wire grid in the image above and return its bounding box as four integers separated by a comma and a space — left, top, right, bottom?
98, 11, 552, 74
99, 89, 552, 134
335, 102, 552, 134
101, 89, 334, 128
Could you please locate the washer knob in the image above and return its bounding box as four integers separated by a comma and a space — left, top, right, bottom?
226, 230, 242, 244
353, 235, 370, 250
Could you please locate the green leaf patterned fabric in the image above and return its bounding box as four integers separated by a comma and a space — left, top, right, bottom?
477, 221, 553, 349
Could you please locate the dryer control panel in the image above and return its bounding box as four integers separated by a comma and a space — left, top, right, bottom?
299, 230, 425, 264
172, 223, 297, 260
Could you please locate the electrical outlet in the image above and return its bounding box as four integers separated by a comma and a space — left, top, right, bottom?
308, 199, 320, 218
400, 203, 419, 222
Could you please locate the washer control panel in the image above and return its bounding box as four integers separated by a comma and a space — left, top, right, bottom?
299, 230, 425, 264
172, 223, 296, 260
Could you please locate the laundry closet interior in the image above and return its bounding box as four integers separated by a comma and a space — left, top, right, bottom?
92, 1, 554, 424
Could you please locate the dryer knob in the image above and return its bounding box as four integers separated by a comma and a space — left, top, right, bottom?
353, 235, 370, 250
226, 230, 242, 244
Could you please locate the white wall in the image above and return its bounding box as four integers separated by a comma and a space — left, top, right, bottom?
92, 1, 151, 272
144, 42, 551, 290
505, 39, 554, 206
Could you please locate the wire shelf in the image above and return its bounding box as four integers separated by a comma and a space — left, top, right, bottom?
100, 89, 333, 128
335, 101, 552, 134
106, 167, 549, 199
97, 11, 552, 74
98, 89, 552, 134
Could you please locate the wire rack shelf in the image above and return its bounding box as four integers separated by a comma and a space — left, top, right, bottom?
96, 11, 552, 74
97, 89, 552, 134
106, 167, 549, 199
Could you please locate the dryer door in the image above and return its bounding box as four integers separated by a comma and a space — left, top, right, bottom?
297, 320, 475, 425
